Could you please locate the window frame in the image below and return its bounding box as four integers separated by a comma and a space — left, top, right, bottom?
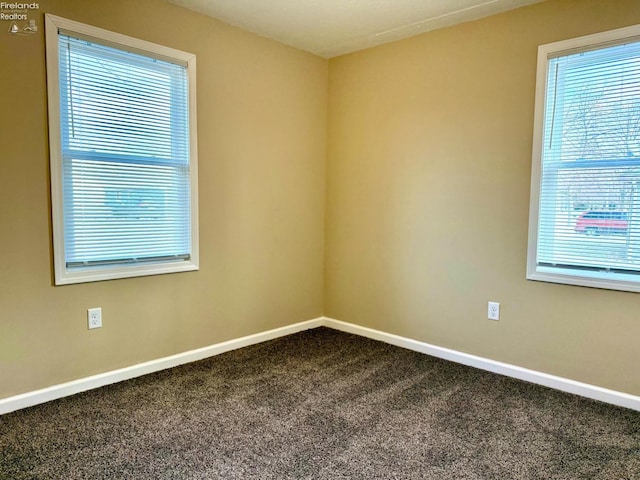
527, 24, 640, 292
45, 14, 199, 285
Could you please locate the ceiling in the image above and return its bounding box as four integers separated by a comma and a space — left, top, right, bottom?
169, 0, 546, 58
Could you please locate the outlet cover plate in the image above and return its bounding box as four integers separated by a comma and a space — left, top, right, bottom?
88, 307, 102, 329
488, 302, 500, 321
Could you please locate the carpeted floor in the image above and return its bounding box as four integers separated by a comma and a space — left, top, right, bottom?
1, 327, 639, 479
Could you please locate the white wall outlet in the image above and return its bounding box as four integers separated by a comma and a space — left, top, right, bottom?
88, 307, 102, 329
488, 302, 500, 321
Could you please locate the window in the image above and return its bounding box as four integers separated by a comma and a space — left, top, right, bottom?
45, 14, 198, 285
528, 24, 640, 292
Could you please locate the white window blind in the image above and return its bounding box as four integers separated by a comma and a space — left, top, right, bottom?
46, 15, 198, 284
528, 25, 640, 291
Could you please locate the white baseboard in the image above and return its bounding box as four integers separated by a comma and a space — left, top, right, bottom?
323, 317, 640, 412
2, 315, 638, 415
0, 317, 324, 415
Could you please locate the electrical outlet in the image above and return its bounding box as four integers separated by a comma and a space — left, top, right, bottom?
88, 307, 102, 329
488, 302, 500, 321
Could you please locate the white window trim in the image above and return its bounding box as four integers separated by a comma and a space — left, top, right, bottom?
45, 14, 199, 285
527, 24, 640, 293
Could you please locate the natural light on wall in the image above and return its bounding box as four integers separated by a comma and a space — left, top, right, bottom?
528, 24, 640, 292
45, 14, 199, 285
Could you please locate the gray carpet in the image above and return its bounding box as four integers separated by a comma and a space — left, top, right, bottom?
1, 327, 639, 479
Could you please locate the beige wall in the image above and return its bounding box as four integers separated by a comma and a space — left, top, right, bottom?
325, 0, 640, 396
0, 0, 327, 398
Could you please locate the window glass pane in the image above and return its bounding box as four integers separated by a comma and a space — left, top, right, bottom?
59, 35, 189, 164
58, 34, 192, 271
64, 159, 190, 266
